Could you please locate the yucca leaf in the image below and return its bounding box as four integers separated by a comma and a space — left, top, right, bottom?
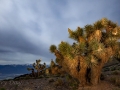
93, 20, 104, 30
50, 45, 57, 53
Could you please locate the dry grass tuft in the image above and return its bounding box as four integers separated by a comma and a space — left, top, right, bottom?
111, 70, 120, 75
0, 88, 6, 90
23, 87, 33, 90
110, 77, 120, 87
54, 78, 64, 86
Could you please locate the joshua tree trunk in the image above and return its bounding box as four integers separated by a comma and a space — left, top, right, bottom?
78, 66, 87, 86
90, 65, 102, 85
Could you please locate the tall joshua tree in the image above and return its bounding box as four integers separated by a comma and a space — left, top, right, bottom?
33, 59, 46, 77
50, 18, 120, 86
27, 59, 46, 77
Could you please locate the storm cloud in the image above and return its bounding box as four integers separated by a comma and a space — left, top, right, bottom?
0, 0, 120, 65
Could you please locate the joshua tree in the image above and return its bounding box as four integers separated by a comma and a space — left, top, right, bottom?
50, 18, 120, 86
33, 59, 46, 77
27, 59, 46, 77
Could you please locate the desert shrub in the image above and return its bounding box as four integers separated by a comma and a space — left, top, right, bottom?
54, 78, 64, 86
65, 74, 79, 90
69, 79, 79, 90
110, 77, 120, 87
110, 77, 116, 83
112, 87, 120, 90
14, 84, 18, 89
23, 87, 32, 90
116, 67, 120, 70
48, 78, 55, 83
0, 88, 5, 90
115, 78, 120, 86
111, 67, 116, 71
111, 70, 119, 75
103, 67, 110, 71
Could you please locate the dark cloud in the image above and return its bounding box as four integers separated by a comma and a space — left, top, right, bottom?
0, 29, 51, 57
0, 0, 120, 64
0, 49, 13, 53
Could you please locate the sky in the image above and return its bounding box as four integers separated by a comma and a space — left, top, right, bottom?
0, 0, 120, 65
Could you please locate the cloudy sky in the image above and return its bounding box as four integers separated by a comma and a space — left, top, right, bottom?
0, 0, 120, 65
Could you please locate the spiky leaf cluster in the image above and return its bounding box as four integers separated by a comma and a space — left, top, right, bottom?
88, 40, 104, 52
68, 27, 83, 41
94, 20, 104, 30
85, 25, 94, 37
78, 42, 86, 53
58, 41, 74, 59
101, 18, 117, 28
86, 55, 99, 68
50, 45, 57, 53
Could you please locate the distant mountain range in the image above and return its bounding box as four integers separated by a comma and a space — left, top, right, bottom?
0, 64, 49, 80
0, 64, 33, 74
0, 64, 33, 80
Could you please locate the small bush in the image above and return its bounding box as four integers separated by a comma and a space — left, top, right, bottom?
0, 88, 6, 90
103, 67, 110, 71
110, 67, 116, 71
115, 78, 120, 86
54, 78, 64, 86
23, 87, 32, 90
110, 77, 116, 83
48, 78, 55, 83
116, 67, 120, 71
110, 77, 120, 87
65, 74, 79, 90
112, 87, 120, 90
111, 70, 119, 75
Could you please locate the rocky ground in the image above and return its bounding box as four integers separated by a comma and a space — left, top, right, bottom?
0, 60, 120, 90
0, 75, 120, 90
0, 75, 78, 90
